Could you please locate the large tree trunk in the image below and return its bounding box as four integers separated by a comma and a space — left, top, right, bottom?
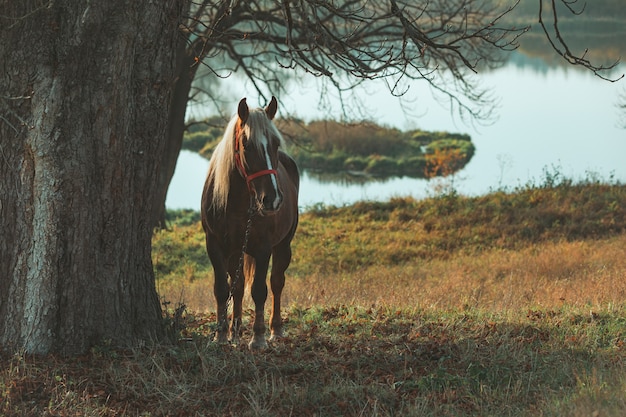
0, 0, 183, 355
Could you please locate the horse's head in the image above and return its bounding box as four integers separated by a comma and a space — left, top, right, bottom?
234, 96, 284, 215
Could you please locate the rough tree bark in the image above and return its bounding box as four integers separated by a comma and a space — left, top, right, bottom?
0, 0, 183, 355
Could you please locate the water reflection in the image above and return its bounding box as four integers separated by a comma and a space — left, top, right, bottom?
298, 170, 431, 209
165, 151, 435, 210
304, 170, 405, 186
168, 60, 626, 211
172, 10, 626, 212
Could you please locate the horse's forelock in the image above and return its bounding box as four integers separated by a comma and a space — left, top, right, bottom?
208, 108, 284, 212
245, 110, 284, 150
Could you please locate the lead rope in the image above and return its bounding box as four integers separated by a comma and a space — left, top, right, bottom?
216, 200, 257, 343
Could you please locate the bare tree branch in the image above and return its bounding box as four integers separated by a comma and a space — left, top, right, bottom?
619, 88, 626, 129
180, 0, 534, 123
538, 0, 623, 82
175, 0, 623, 125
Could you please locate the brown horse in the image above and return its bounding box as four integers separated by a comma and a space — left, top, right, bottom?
201, 96, 299, 349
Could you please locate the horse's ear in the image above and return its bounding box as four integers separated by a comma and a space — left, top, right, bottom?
238, 98, 249, 125
265, 96, 278, 120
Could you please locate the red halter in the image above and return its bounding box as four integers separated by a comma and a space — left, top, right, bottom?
234, 124, 277, 191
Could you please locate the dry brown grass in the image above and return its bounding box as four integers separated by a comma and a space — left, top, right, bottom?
159, 234, 626, 314
4, 184, 626, 416
5, 227, 626, 415
155, 182, 626, 315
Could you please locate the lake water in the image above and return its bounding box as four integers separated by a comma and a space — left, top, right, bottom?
167, 53, 625, 211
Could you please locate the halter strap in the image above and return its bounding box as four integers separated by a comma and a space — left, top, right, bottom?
234, 124, 278, 191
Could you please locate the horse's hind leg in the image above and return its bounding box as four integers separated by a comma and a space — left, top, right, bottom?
249, 253, 271, 350
268, 240, 292, 341
227, 254, 250, 345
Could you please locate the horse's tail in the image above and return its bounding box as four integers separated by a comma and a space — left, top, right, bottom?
243, 254, 255, 296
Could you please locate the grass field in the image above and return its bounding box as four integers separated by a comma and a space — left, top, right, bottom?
2, 180, 625, 416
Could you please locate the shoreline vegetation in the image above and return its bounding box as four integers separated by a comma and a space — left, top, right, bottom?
183, 117, 476, 179
155, 176, 626, 306
3, 178, 625, 416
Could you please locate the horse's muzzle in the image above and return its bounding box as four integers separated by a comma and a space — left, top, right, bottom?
258, 192, 283, 215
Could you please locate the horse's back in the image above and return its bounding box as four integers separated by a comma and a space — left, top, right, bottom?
278, 151, 300, 192
276, 151, 299, 240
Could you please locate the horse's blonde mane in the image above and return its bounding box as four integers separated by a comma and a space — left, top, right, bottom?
207, 107, 285, 212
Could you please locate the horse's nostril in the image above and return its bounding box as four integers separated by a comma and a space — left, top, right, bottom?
261, 194, 282, 211
262, 196, 273, 210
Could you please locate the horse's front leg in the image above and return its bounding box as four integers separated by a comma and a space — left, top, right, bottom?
228, 256, 246, 345
249, 253, 271, 350
268, 240, 292, 341
208, 244, 229, 344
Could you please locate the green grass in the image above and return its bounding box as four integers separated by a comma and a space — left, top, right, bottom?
2, 180, 626, 416
293, 181, 625, 273
154, 180, 626, 284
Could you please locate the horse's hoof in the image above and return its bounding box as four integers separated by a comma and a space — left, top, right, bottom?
268, 331, 284, 342
214, 333, 229, 345
248, 336, 268, 350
